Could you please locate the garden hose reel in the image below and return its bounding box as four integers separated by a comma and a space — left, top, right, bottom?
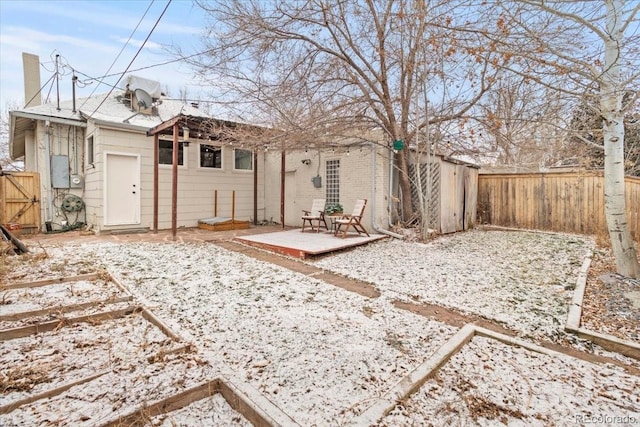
61, 194, 85, 213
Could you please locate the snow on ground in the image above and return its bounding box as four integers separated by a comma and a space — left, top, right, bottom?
2, 229, 639, 426
310, 229, 592, 340
1, 312, 173, 406
1, 277, 126, 317
383, 335, 640, 426
3, 240, 458, 425
5, 352, 215, 426
152, 393, 252, 426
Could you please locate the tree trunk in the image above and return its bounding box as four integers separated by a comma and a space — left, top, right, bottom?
602, 119, 639, 278
601, 0, 640, 278
397, 149, 414, 222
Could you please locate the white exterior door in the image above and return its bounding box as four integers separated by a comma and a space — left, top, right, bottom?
105, 153, 140, 225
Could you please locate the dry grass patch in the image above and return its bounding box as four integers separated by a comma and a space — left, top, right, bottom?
1, 365, 53, 393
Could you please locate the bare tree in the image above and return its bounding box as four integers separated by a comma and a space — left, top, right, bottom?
564, 93, 640, 177
475, 76, 568, 168
1, 102, 22, 172
485, 0, 640, 277
188, 0, 501, 223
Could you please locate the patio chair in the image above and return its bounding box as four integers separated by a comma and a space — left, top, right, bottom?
334, 199, 370, 238
301, 199, 328, 232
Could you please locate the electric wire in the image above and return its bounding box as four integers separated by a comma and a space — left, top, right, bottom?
86, 0, 172, 119
22, 72, 56, 109
42, 47, 214, 107
44, 72, 56, 105
70, 48, 213, 95
96, 49, 213, 80
78, 0, 156, 111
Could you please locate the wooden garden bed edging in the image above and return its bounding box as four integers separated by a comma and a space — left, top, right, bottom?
140, 306, 182, 342
0, 306, 138, 341
1, 272, 103, 291
0, 370, 111, 415
0, 295, 134, 321
565, 256, 640, 359
349, 324, 590, 427
100, 378, 300, 427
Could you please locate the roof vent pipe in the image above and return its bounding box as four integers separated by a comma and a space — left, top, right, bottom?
72, 74, 77, 113
55, 54, 61, 111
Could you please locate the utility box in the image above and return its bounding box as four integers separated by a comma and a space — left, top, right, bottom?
70, 174, 83, 189
51, 155, 70, 189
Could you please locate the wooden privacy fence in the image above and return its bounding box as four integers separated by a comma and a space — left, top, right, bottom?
0, 172, 41, 235
477, 171, 640, 241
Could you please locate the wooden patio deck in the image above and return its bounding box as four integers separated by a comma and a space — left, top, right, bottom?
234, 229, 387, 259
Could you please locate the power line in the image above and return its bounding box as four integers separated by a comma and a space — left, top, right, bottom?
87, 0, 173, 119
23, 72, 56, 109
97, 49, 213, 80
67, 47, 211, 99
79, 0, 156, 111
71, 48, 213, 89
74, 70, 126, 93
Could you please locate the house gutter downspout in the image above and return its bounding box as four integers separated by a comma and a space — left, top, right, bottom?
280, 149, 285, 229
371, 142, 403, 239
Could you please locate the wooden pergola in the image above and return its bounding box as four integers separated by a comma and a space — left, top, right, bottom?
146, 114, 264, 241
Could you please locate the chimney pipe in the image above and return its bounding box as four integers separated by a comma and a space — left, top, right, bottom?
72, 74, 77, 113
55, 54, 60, 111
22, 52, 42, 108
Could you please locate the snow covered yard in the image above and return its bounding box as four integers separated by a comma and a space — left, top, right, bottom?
310, 229, 593, 341
382, 335, 640, 426
1, 228, 639, 426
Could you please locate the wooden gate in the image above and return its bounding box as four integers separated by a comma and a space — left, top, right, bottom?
0, 172, 41, 234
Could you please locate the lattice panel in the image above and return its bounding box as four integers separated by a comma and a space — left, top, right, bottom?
408, 162, 440, 228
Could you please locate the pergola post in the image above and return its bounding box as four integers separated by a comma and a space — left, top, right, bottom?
153, 133, 159, 233
171, 122, 179, 241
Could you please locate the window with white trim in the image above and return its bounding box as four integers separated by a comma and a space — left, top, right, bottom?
159, 139, 185, 165
234, 148, 253, 170
86, 135, 94, 165
199, 144, 222, 169
326, 159, 340, 204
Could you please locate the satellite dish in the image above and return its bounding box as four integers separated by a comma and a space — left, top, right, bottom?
135, 89, 153, 109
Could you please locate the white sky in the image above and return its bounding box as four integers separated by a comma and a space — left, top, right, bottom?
0, 0, 212, 110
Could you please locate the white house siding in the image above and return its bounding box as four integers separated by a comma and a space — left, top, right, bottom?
90, 127, 150, 232
263, 144, 393, 232
155, 144, 264, 230
82, 122, 101, 230
89, 128, 263, 232
27, 121, 86, 231
337, 145, 393, 232
262, 151, 285, 224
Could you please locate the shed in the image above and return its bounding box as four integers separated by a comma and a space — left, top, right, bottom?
408, 154, 479, 234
